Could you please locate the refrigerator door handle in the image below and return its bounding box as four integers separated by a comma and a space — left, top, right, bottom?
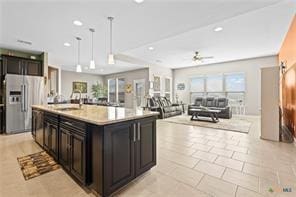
24, 84, 27, 112
21, 84, 25, 112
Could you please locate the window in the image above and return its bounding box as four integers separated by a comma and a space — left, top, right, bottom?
190, 92, 204, 103
165, 78, 171, 100
118, 78, 125, 104
206, 75, 223, 92
108, 79, 116, 103
153, 76, 161, 98
227, 92, 245, 105
190, 77, 204, 92
207, 92, 225, 98
153, 93, 161, 98
225, 73, 245, 92
189, 73, 246, 106
108, 78, 125, 104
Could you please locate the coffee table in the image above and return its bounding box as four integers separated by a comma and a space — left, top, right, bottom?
190, 108, 221, 123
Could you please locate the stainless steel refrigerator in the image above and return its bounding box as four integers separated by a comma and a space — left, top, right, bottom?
5, 74, 45, 134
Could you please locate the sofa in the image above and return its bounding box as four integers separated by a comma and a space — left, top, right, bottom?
149, 97, 182, 119
188, 97, 232, 119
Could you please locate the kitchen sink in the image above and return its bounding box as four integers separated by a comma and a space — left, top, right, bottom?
54, 107, 81, 111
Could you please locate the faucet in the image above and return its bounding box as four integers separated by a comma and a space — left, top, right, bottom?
71, 89, 83, 108
53, 94, 65, 104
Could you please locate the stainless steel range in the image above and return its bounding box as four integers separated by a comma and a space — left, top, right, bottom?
5, 74, 44, 134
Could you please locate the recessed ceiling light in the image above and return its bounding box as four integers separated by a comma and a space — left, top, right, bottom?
214, 27, 223, 32
63, 42, 71, 47
148, 46, 154, 51
134, 0, 144, 4
73, 20, 83, 26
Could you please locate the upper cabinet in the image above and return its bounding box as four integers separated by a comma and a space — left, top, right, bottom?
2, 55, 43, 76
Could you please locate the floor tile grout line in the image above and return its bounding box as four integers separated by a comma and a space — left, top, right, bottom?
221, 168, 261, 194
194, 173, 206, 188
220, 166, 228, 179
234, 185, 239, 197
192, 159, 201, 169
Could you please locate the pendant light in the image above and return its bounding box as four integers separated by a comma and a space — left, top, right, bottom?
76, 37, 82, 72
107, 16, 115, 65
89, 28, 95, 69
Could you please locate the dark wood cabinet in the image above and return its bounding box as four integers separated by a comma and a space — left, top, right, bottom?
104, 121, 135, 195
2, 55, 43, 76
59, 127, 71, 170
44, 114, 58, 160
59, 117, 89, 185
24, 60, 43, 76
32, 109, 44, 146
135, 118, 156, 176
0, 106, 3, 134
103, 117, 156, 196
32, 107, 157, 197
70, 132, 86, 183
49, 123, 58, 159
2, 56, 22, 75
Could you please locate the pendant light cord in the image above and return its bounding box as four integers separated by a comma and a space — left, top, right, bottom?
76, 37, 81, 65
109, 17, 113, 54
92, 31, 94, 60
78, 39, 80, 65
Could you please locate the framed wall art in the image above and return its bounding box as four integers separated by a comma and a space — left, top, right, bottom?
72, 82, 87, 93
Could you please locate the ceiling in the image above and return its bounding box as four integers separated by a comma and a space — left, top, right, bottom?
0, 0, 295, 74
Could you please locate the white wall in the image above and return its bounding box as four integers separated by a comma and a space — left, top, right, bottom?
173, 56, 278, 115
103, 68, 149, 109
61, 70, 104, 99
149, 65, 173, 99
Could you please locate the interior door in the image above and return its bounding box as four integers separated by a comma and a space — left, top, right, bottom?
133, 79, 146, 109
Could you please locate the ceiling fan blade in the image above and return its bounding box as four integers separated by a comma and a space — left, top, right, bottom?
200, 56, 214, 59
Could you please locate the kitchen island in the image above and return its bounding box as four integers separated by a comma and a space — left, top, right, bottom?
31, 104, 158, 197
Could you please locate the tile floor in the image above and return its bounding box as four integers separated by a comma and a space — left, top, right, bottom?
1, 115, 296, 196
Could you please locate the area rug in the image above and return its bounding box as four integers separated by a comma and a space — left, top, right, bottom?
17, 151, 60, 180
162, 115, 252, 133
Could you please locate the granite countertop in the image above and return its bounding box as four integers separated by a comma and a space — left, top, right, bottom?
32, 104, 159, 126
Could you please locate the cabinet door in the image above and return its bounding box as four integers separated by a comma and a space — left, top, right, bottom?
103, 122, 135, 196
31, 111, 36, 139
59, 127, 71, 170
0, 107, 3, 134
35, 111, 44, 147
43, 120, 50, 150
70, 132, 86, 183
49, 123, 58, 160
135, 118, 156, 176
24, 60, 42, 76
3, 56, 23, 75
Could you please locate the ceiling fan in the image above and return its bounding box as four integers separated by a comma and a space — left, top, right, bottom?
192, 51, 214, 63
